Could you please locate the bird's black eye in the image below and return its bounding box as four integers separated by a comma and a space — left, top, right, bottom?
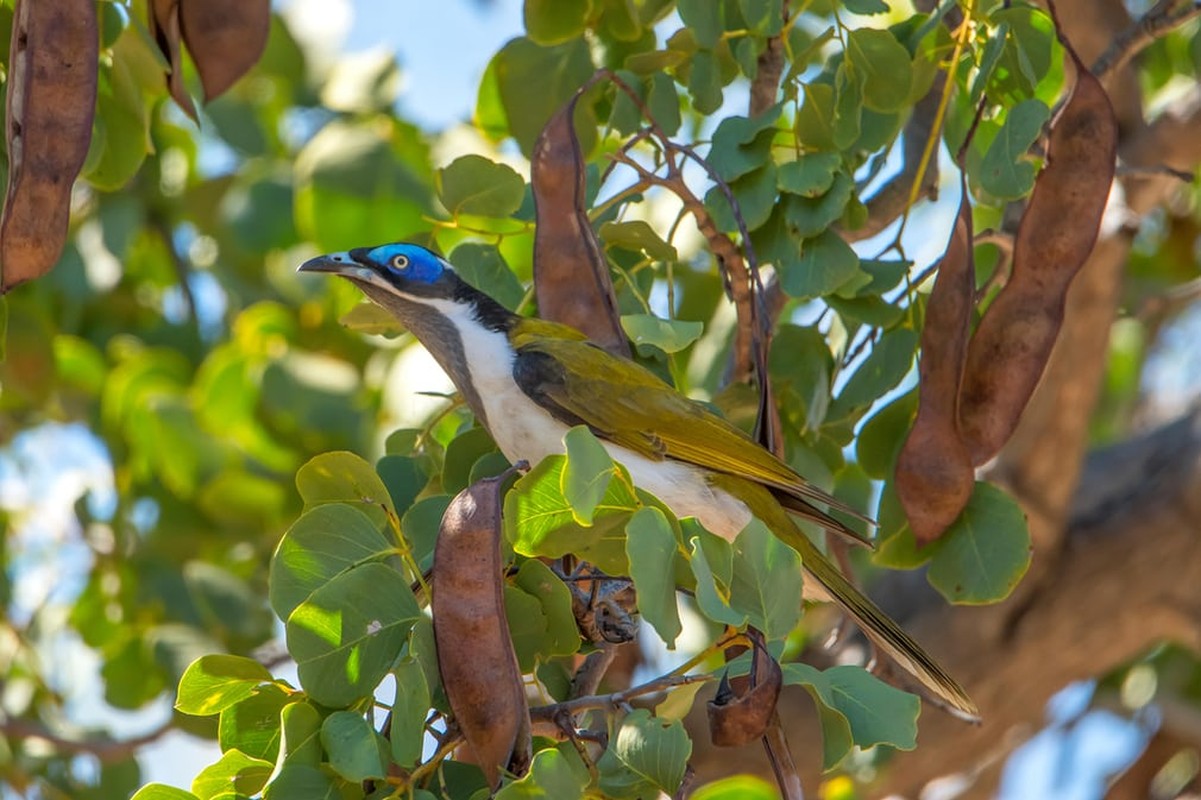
391, 254, 409, 270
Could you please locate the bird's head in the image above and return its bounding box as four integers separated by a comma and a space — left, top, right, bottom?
297, 241, 517, 422
298, 242, 457, 300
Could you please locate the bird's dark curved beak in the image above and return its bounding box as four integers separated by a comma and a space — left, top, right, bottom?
297, 251, 355, 275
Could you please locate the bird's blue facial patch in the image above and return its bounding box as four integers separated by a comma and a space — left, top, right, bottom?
365, 243, 446, 284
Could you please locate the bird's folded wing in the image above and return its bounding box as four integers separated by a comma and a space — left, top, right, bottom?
511, 336, 868, 523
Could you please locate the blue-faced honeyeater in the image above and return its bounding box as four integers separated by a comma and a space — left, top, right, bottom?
299, 242, 978, 721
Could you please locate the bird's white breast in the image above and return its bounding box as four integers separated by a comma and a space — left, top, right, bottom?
430, 299, 753, 541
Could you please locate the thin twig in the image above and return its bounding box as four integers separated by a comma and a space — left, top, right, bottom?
1093, 0, 1201, 83
530, 672, 712, 721
0, 718, 173, 763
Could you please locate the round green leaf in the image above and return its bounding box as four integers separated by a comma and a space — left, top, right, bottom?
269, 503, 395, 620
296, 450, 393, 525
562, 425, 617, 525
175, 655, 273, 717
320, 711, 387, 782
131, 786, 199, 800
437, 155, 525, 217
845, 28, 913, 112
979, 99, 1050, 200
287, 562, 421, 707
514, 559, 581, 658
927, 482, 1032, 604
191, 749, 273, 800
620, 314, 705, 356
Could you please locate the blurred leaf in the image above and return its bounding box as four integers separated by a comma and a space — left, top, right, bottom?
525, 0, 591, 45
600, 220, 678, 260
693, 775, 781, 800
321, 49, 401, 113
845, 28, 913, 112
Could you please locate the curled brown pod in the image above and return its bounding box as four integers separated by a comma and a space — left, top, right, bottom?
1, 0, 98, 292
707, 634, 782, 747
432, 473, 530, 788
149, 0, 198, 121
896, 180, 976, 543
958, 43, 1118, 465
531, 77, 630, 356
178, 0, 270, 102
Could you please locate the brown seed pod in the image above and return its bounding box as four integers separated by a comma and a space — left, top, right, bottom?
531, 79, 630, 356
707, 634, 782, 747
896, 181, 976, 543
958, 42, 1118, 465
178, 0, 270, 102
432, 473, 530, 788
149, 0, 198, 122
0, 0, 98, 292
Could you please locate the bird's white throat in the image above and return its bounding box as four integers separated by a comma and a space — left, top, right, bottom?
421, 295, 754, 541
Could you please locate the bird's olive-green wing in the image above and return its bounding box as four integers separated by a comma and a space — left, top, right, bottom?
510, 333, 869, 530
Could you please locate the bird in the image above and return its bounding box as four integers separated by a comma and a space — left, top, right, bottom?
299, 241, 979, 721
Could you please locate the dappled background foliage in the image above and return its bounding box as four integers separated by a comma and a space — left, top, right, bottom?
1, 0, 1201, 797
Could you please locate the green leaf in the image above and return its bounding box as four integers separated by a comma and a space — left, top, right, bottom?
599, 220, 678, 260
829, 327, 918, 418
562, 425, 617, 525
677, 0, 722, 47
705, 162, 780, 232
495, 746, 590, 800
219, 684, 290, 763
769, 324, 833, 430
844, 0, 889, 13
795, 83, 837, 151
448, 242, 526, 311
175, 655, 273, 716
191, 749, 273, 800
979, 99, 1050, 200
524, 0, 591, 45
654, 680, 707, 722
276, 701, 324, 767
492, 37, 596, 156
687, 532, 746, 629
845, 28, 913, 112
609, 69, 645, 135
376, 455, 428, 518
625, 507, 683, 648
784, 663, 919, 768
739, 0, 783, 35
269, 503, 395, 620
504, 584, 550, 672
505, 456, 638, 560
927, 482, 1031, 603
706, 106, 781, 181
777, 154, 841, 197
992, 5, 1055, 96
729, 519, 802, 640
855, 389, 917, 479
401, 495, 454, 573
262, 765, 338, 800
688, 50, 723, 114
783, 171, 854, 238
647, 71, 681, 136
693, 775, 781, 800
610, 709, 691, 795
321, 711, 387, 782
296, 451, 393, 526
391, 659, 431, 767
514, 560, 581, 657
620, 314, 704, 355
287, 562, 421, 707
779, 229, 859, 299
443, 427, 500, 494
438, 155, 526, 217
131, 786, 199, 800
